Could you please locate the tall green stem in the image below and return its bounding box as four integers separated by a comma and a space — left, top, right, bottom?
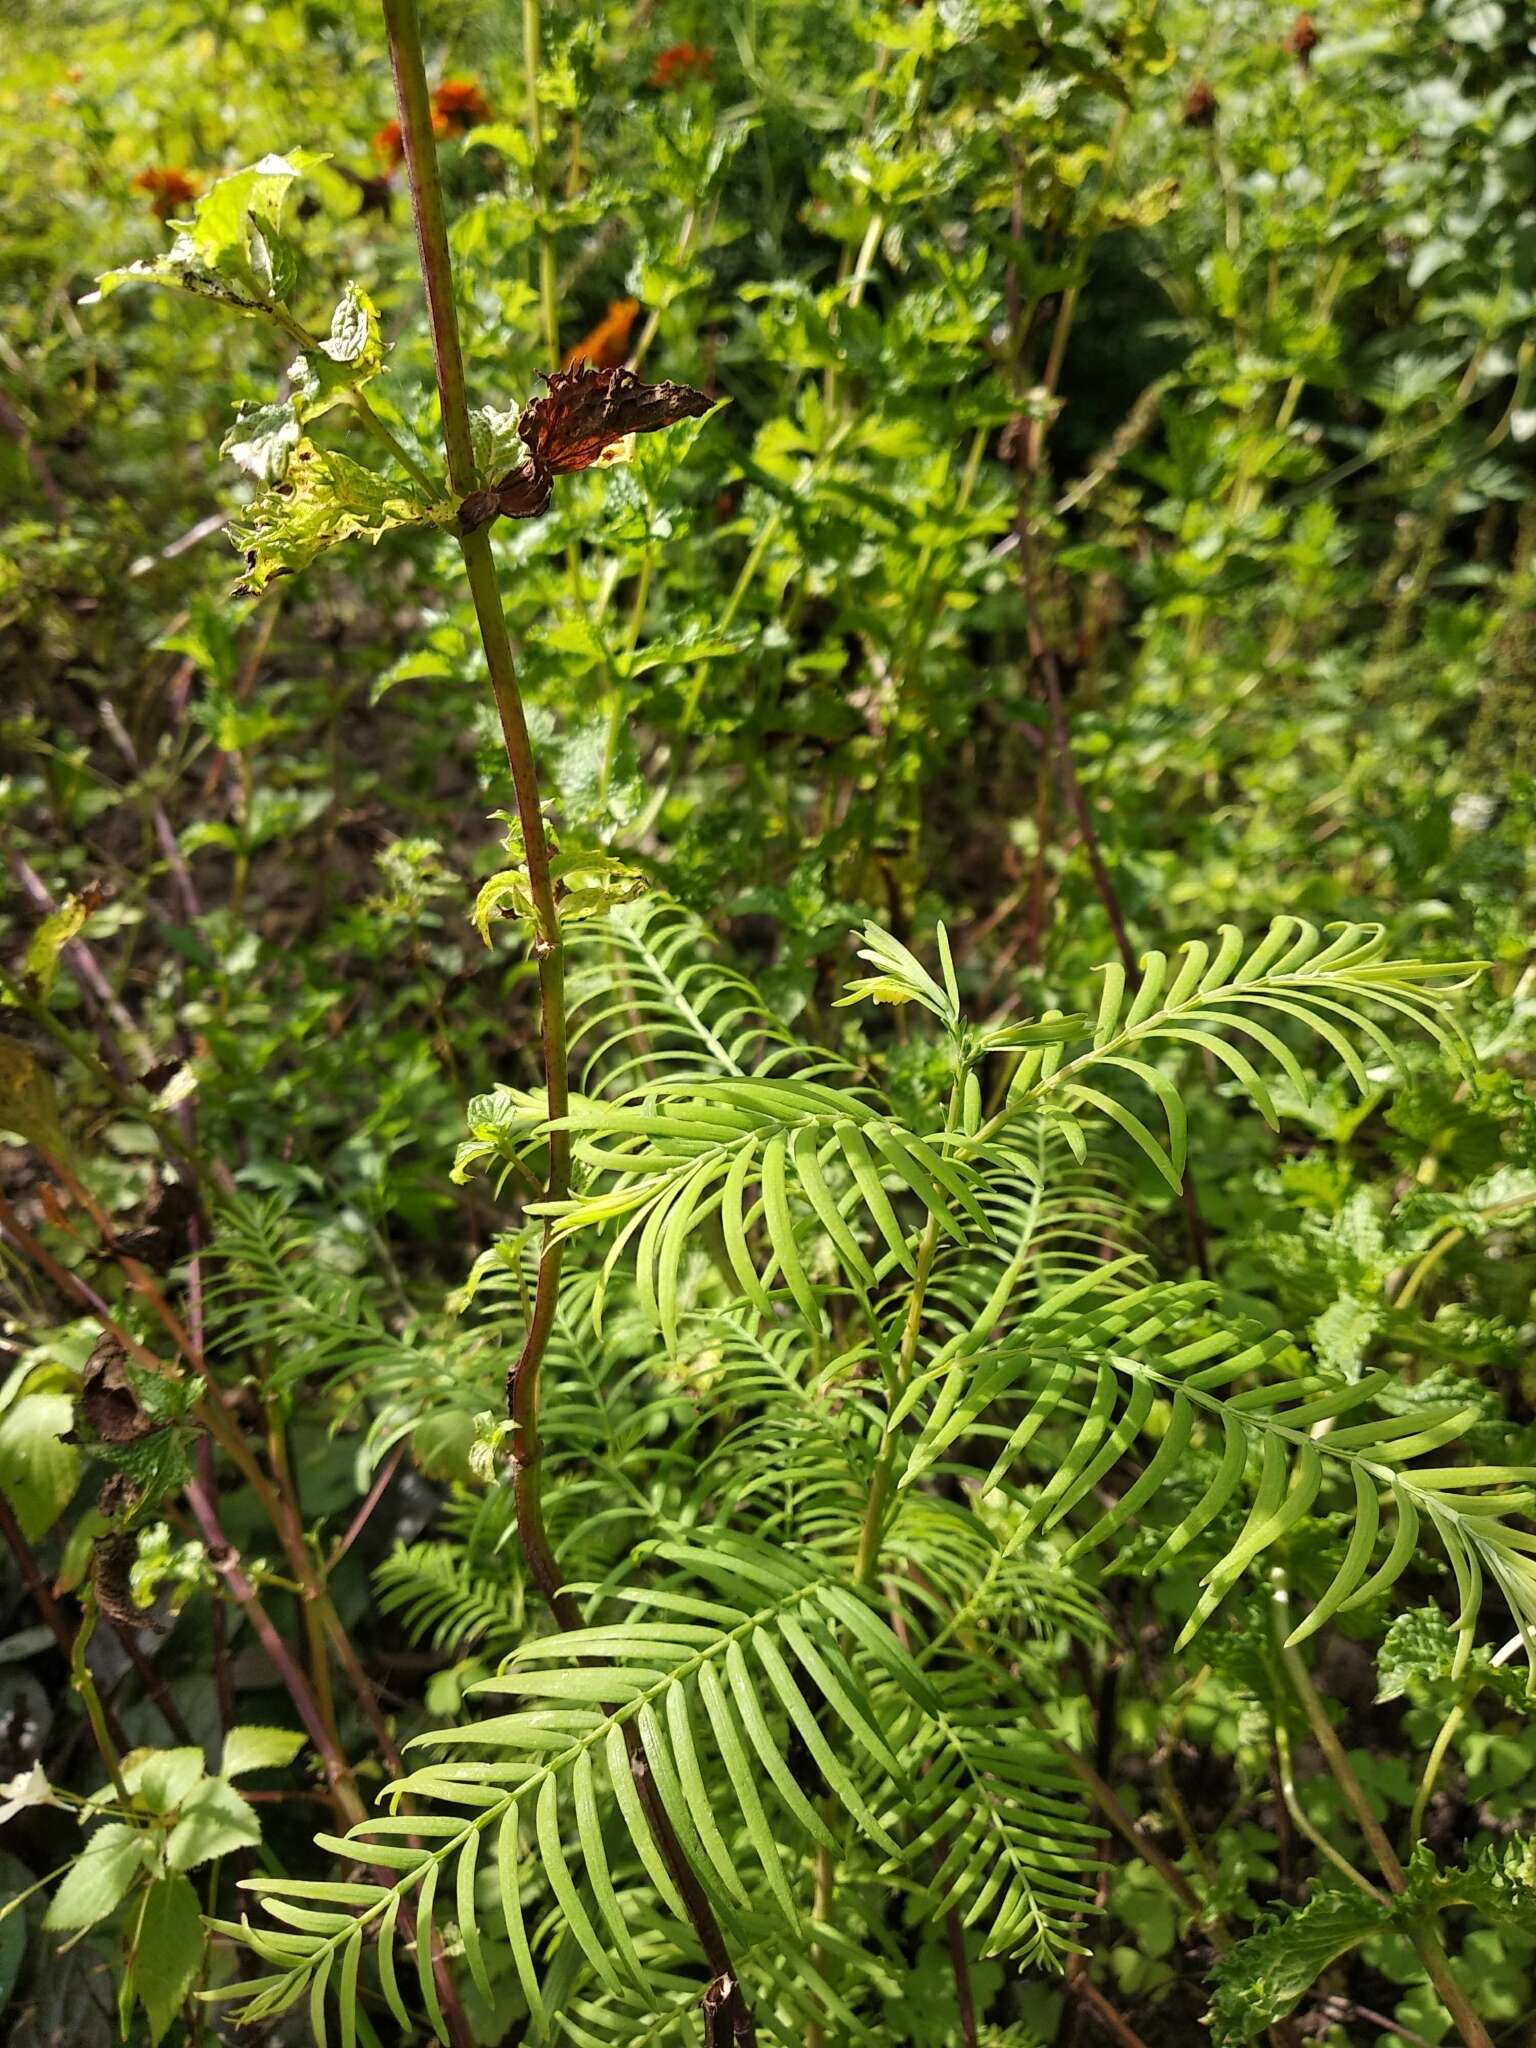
1271, 1573, 1495, 2048
853, 1073, 963, 1586
522, 0, 560, 369
382, 7, 754, 2036
382, 0, 571, 1621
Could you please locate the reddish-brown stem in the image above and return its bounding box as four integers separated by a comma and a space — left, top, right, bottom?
946, 1905, 979, 2048
380, 0, 572, 1612
325, 1442, 404, 1572
381, 5, 755, 2036
0, 1188, 163, 1374
181, 1475, 471, 2043
1064, 1961, 1152, 2048
181, 1475, 362, 1828
0, 1486, 74, 1661
107, 1619, 195, 1744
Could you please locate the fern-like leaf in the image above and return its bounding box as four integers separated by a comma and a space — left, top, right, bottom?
217, 1540, 931, 2038
909, 1281, 1536, 1672
1003, 919, 1481, 1189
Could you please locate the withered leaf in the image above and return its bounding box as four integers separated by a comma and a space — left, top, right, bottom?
518, 363, 713, 476
106, 1179, 198, 1272
94, 1526, 168, 1633
81, 1337, 156, 1445
459, 364, 713, 532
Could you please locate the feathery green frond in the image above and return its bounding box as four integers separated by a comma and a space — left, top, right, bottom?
219, 1541, 930, 2037
541, 1076, 992, 1344
1003, 919, 1482, 1190
908, 1280, 1536, 1671
892, 1655, 1099, 1969
567, 897, 843, 1094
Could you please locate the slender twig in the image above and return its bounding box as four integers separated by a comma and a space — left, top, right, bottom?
325, 1443, 405, 1572
381, 6, 754, 2036
1052, 1736, 1223, 1940
0, 1487, 75, 1663
1272, 1715, 1383, 1902
180, 1478, 359, 1824
1314, 1994, 1436, 2048
946, 1903, 979, 2048
106, 1619, 196, 1745
1064, 1960, 1152, 2048
1272, 1574, 1496, 2048
0, 386, 67, 515
71, 1598, 128, 1800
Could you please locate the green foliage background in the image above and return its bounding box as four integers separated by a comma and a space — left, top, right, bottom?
1, 0, 1533, 2044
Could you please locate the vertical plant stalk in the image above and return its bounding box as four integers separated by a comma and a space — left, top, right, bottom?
381, 0, 572, 1620
1010, 483, 1210, 1281
381, 8, 756, 2038
71, 1598, 129, 1801
521, 0, 560, 370
1271, 1574, 1495, 2048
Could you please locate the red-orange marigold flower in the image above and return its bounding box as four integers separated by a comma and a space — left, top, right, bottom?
650, 42, 714, 89
562, 298, 642, 371
1283, 11, 1319, 66
432, 77, 493, 134
132, 166, 198, 221
373, 119, 405, 169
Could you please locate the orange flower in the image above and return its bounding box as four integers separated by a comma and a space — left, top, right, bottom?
562, 298, 642, 372
650, 42, 714, 89
1181, 79, 1217, 128
432, 77, 493, 134
374, 79, 490, 173
132, 166, 198, 222
1283, 11, 1319, 67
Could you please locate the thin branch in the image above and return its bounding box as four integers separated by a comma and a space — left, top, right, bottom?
1064, 1961, 1152, 2048
380, 5, 754, 2037
1272, 1573, 1496, 2048
0, 386, 67, 516
325, 1444, 405, 1572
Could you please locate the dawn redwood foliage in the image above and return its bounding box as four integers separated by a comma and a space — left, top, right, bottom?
1, 3, 1533, 2047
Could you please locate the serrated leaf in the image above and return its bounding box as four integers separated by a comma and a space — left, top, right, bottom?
221, 400, 302, 483
290, 284, 386, 418
1208, 1885, 1387, 2045
166, 1777, 260, 1870
221, 1726, 308, 1779
470, 404, 525, 486
43, 1825, 149, 1931
87, 151, 324, 311
135, 1874, 203, 2044
123, 1748, 205, 1814
229, 440, 452, 594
